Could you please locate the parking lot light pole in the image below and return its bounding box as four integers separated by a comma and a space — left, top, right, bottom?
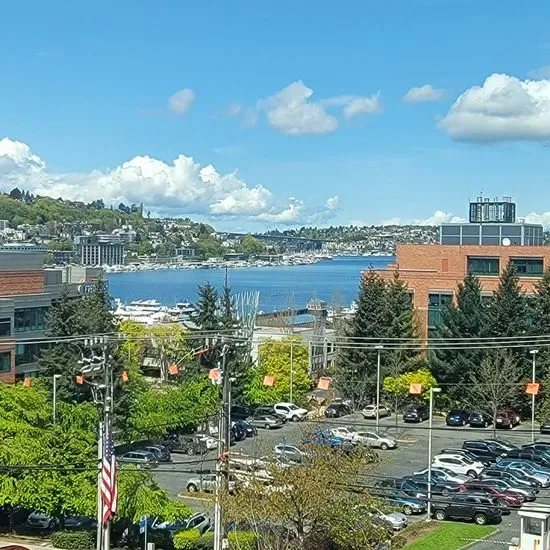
375, 345, 383, 434
530, 349, 539, 443
427, 386, 442, 520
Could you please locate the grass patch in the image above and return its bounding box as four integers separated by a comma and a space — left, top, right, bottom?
402, 522, 497, 550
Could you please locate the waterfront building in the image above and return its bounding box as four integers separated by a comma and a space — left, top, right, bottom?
373, 199, 548, 339
74, 234, 125, 266
0, 245, 101, 382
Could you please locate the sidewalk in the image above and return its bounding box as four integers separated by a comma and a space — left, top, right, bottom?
0, 534, 54, 549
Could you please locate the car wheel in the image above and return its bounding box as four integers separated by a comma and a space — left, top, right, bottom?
292, 415, 299, 422
403, 505, 413, 515
265, 424, 270, 430
187, 483, 198, 493
467, 470, 477, 478
380, 443, 389, 450
136, 464, 142, 470
187, 448, 195, 456
474, 513, 488, 525
434, 509, 446, 521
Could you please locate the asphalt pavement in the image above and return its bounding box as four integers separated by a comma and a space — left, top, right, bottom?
154, 413, 549, 549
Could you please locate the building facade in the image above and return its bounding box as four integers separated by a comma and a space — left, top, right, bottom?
374, 243, 550, 340
0, 246, 101, 382
440, 222, 543, 246
74, 235, 125, 266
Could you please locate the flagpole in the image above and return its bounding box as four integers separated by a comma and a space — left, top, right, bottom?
103, 343, 112, 550
96, 420, 103, 550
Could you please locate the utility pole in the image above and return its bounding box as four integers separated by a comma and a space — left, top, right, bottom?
289, 339, 294, 403
214, 343, 230, 550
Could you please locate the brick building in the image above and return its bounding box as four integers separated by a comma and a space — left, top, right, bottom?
0, 245, 101, 383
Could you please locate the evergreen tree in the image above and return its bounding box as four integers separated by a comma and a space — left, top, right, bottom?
334, 270, 387, 407
78, 276, 116, 334
529, 268, 550, 377
487, 263, 527, 338
219, 285, 237, 330
430, 272, 488, 394
194, 283, 220, 331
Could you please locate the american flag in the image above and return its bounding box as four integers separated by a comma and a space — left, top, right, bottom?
101, 423, 117, 525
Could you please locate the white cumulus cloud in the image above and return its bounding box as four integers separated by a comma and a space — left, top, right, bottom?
229, 81, 382, 135
439, 73, 550, 142
380, 211, 466, 225
168, 89, 195, 115
0, 137, 336, 226
403, 85, 446, 103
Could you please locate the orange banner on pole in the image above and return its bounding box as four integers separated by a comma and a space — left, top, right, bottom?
409, 383, 422, 395
76, 375, 85, 385
168, 364, 179, 376
317, 377, 331, 390
209, 368, 221, 385
526, 382, 540, 395
23, 378, 31, 388
263, 375, 275, 387
121, 371, 129, 383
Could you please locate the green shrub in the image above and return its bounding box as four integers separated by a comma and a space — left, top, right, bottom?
228, 531, 257, 550
174, 529, 202, 550
51, 529, 95, 550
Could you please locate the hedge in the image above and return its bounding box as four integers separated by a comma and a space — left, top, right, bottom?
51, 529, 95, 550
174, 530, 257, 550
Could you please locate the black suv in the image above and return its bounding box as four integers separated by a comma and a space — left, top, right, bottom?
231, 405, 253, 421
164, 435, 207, 456
403, 404, 429, 423
431, 493, 503, 525
324, 402, 352, 418
462, 440, 508, 462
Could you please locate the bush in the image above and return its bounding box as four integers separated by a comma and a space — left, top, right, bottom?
51, 529, 95, 550
228, 531, 257, 550
174, 529, 202, 550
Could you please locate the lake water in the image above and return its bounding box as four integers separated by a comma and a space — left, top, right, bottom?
106, 256, 394, 312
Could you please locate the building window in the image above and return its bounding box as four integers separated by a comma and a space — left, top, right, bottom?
467, 257, 499, 276
510, 258, 544, 277
0, 318, 11, 337
14, 307, 49, 333
0, 352, 11, 372
15, 343, 43, 366
428, 293, 453, 330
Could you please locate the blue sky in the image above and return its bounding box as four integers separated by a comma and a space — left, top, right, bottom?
2, 0, 550, 229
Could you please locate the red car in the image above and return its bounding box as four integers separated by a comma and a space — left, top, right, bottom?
460, 481, 524, 508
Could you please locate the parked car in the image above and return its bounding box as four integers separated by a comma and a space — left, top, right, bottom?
541, 419, 550, 434
166, 435, 208, 455
480, 468, 539, 488
462, 440, 507, 462
274, 402, 308, 422
495, 408, 520, 429
522, 442, 550, 454
118, 451, 158, 468
152, 512, 211, 535
468, 411, 493, 428
494, 463, 548, 487
505, 449, 550, 468
252, 406, 287, 423
459, 481, 524, 508
403, 476, 463, 495
302, 428, 355, 452
231, 423, 247, 441
498, 458, 550, 477
440, 448, 491, 466
64, 516, 97, 529
143, 445, 172, 462
196, 433, 218, 450
247, 414, 283, 430
402, 404, 429, 423
413, 467, 470, 485
446, 409, 471, 426
431, 493, 503, 525
324, 402, 352, 418
384, 490, 427, 515
25, 511, 58, 530
330, 426, 358, 441
432, 454, 484, 477
479, 478, 538, 501
232, 419, 257, 437
273, 444, 307, 464
353, 431, 396, 450
362, 404, 391, 419
231, 405, 253, 421
186, 474, 237, 494
376, 511, 407, 531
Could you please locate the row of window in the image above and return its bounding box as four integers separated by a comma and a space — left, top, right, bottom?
467, 257, 544, 276
14, 307, 49, 333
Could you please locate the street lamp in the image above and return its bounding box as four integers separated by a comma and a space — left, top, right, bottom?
52, 374, 62, 424
375, 345, 383, 434
427, 386, 442, 520
530, 350, 539, 444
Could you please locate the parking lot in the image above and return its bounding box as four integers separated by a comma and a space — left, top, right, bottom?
155, 412, 549, 549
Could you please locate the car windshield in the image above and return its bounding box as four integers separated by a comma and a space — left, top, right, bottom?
288, 404, 298, 410
449, 410, 463, 415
